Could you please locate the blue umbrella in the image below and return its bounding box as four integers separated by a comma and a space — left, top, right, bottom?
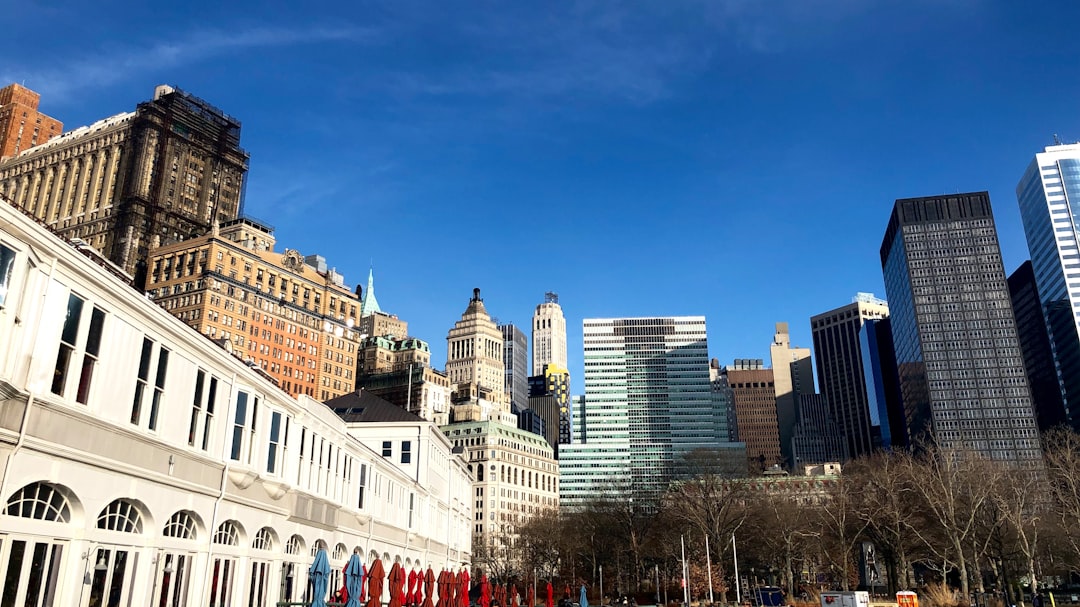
579, 585, 588, 607
309, 549, 331, 607
345, 553, 364, 607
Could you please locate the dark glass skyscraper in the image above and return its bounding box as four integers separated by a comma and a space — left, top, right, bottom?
879, 192, 1041, 466
1008, 261, 1068, 430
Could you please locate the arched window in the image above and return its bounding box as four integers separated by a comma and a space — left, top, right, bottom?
285, 535, 304, 556
253, 527, 275, 551
163, 511, 197, 539
97, 499, 143, 533
333, 543, 347, 560
311, 539, 327, 557
214, 520, 240, 546
477, 466, 484, 482
4, 482, 71, 523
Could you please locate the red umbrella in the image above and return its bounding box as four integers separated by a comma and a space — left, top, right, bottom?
481, 575, 491, 607
423, 568, 436, 607
408, 568, 419, 606
442, 570, 452, 607
511, 584, 519, 607
389, 563, 406, 607
546, 582, 553, 607
458, 569, 470, 607
361, 562, 369, 602
527, 586, 535, 607
366, 559, 385, 607
449, 571, 458, 607
338, 563, 350, 603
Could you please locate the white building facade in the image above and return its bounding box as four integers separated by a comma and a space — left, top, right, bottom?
0, 200, 472, 606
531, 294, 567, 376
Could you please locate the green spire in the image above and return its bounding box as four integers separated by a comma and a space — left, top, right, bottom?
361, 267, 381, 316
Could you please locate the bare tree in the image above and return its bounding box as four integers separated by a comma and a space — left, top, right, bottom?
815, 467, 872, 591
846, 451, 926, 592
904, 442, 999, 597
665, 449, 754, 602
1043, 428, 1080, 572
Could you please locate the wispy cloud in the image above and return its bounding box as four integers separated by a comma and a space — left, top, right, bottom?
0, 24, 372, 101
358, 0, 869, 106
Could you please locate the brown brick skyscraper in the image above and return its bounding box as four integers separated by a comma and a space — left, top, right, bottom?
0, 84, 62, 159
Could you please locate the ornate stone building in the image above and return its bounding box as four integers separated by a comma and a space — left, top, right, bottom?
0, 84, 248, 277
445, 289, 515, 425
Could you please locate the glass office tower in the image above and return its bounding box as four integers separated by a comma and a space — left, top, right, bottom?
559, 316, 741, 509
880, 192, 1041, 466
1016, 143, 1080, 431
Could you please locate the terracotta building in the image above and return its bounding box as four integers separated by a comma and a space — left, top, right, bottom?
0, 83, 62, 159
145, 216, 365, 401
724, 359, 782, 471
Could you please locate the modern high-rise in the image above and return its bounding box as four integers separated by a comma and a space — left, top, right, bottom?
528, 364, 571, 454
0, 84, 249, 277
790, 393, 849, 467
532, 292, 567, 375
770, 323, 814, 468
1016, 143, 1080, 431
709, 359, 739, 443
810, 293, 890, 458
560, 316, 738, 509
0, 83, 62, 159
145, 217, 364, 401
500, 322, 530, 411
859, 317, 906, 448
880, 192, 1042, 465
724, 359, 782, 471
1008, 261, 1068, 430
445, 288, 514, 425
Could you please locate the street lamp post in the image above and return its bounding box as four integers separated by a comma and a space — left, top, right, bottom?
732, 534, 741, 605
600, 565, 604, 606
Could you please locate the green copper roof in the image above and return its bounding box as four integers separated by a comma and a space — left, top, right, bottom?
361, 268, 381, 316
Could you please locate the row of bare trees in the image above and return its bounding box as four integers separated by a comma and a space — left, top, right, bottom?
496, 430, 1080, 605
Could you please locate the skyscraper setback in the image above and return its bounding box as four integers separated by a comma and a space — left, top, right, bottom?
1016, 143, 1080, 431
880, 192, 1041, 466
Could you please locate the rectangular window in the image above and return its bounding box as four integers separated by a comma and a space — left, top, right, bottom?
268, 411, 282, 474
408, 492, 415, 528
75, 307, 105, 404
358, 463, 367, 509
202, 377, 217, 451
231, 392, 248, 461
131, 337, 153, 423
248, 397, 259, 465
0, 243, 15, 308
189, 370, 206, 446
148, 349, 169, 430
51, 293, 85, 396
401, 441, 412, 464
298, 428, 306, 485
382, 441, 392, 457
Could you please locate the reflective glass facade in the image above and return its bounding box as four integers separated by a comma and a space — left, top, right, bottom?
1016, 144, 1080, 431
559, 317, 731, 508
879, 193, 1042, 466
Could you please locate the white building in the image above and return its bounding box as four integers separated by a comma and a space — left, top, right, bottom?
0, 199, 472, 606
531, 293, 567, 376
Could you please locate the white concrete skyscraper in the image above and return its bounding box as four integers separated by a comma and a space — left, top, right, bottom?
532, 292, 568, 375
445, 288, 515, 425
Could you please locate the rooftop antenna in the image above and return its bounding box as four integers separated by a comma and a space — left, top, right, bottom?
1054, 134, 1063, 145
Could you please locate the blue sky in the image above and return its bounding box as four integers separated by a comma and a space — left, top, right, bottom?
5, 1, 1080, 388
